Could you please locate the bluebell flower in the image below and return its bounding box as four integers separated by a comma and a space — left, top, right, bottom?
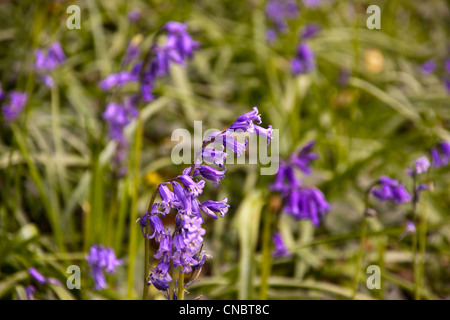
272, 232, 291, 257
421, 59, 436, 75
399, 221, 416, 241
34, 42, 66, 88
86, 244, 122, 290
178, 174, 206, 197
2, 91, 28, 124
283, 187, 331, 226
149, 261, 172, 291
142, 106, 271, 297
128, 9, 141, 22
199, 198, 230, 219
183, 164, 226, 187
265, 0, 298, 35
291, 42, 315, 75
28, 268, 47, 285
25, 285, 36, 300
200, 146, 228, 167
290, 140, 318, 175
371, 176, 411, 204
413, 156, 430, 175
431, 141, 450, 168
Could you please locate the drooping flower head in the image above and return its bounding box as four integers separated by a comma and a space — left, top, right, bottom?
284, 187, 331, 226
371, 176, 411, 204
271, 141, 330, 227
272, 232, 291, 257
142, 107, 272, 298
34, 42, 66, 88
86, 244, 122, 290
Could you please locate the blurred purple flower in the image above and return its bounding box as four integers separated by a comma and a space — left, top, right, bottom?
291, 42, 315, 75
430, 141, 450, 168
284, 187, 331, 226
272, 232, 291, 257
128, 9, 141, 22
34, 42, 66, 88
86, 244, 122, 290
407, 156, 430, 176
371, 176, 411, 204
28, 268, 46, 285
301, 23, 321, 39
421, 59, 436, 75
25, 285, 36, 300
2, 91, 28, 124
290, 140, 318, 175
399, 221, 416, 241
265, 0, 299, 41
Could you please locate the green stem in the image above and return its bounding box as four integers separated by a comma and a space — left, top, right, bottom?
168, 261, 175, 300
351, 181, 377, 300
352, 216, 368, 300
126, 116, 143, 299
142, 188, 159, 300
178, 272, 185, 300
417, 190, 428, 300
259, 206, 274, 300
143, 218, 150, 300
411, 173, 420, 300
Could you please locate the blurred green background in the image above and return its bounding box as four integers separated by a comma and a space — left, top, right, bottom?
0, 0, 449, 300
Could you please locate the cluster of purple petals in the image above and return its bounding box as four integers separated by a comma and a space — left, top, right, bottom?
141, 108, 271, 297
431, 141, 450, 168
291, 42, 315, 75
99, 21, 199, 103
103, 96, 139, 143
1, 90, 28, 124
371, 176, 411, 204
25, 267, 61, 300
270, 141, 331, 228
85, 244, 122, 290
34, 42, 66, 88
265, 0, 299, 42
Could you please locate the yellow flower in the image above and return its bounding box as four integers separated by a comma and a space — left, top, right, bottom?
145, 171, 164, 186
364, 49, 384, 74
